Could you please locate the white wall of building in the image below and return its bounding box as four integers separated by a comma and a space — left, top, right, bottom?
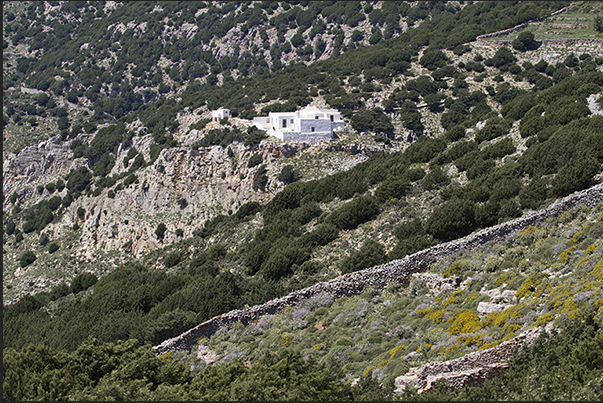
212, 108, 230, 121
253, 106, 345, 142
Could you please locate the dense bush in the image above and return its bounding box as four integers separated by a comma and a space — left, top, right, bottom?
155, 223, 167, 241
18, 250, 37, 268
425, 198, 476, 241
48, 242, 60, 254
68, 272, 98, 294
247, 153, 263, 168
253, 164, 269, 191
512, 31, 539, 52
277, 164, 301, 184
350, 107, 393, 136
551, 157, 601, 197
326, 196, 380, 230
340, 239, 387, 274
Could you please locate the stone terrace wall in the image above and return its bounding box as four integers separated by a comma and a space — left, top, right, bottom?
153, 183, 603, 356
394, 327, 544, 394
476, 37, 603, 47
475, 3, 574, 41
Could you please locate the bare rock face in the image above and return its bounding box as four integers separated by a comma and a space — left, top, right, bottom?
49, 141, 301, 259
197, 345, 218, 366
2, 127, 311, 264
3, 135, 86, 211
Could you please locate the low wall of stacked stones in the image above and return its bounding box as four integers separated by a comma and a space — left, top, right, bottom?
474, 3, 573, 43
476, 37, 603, 47
282, 132, 333, 143
153, 183, 603, 356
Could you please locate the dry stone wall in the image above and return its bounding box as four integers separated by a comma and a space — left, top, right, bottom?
475, 3, 574, 42
153, 183, 603, 356
394, 327, 544, 394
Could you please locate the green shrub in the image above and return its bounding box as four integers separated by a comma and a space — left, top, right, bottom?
423, 166, 450, 190
299, 223, 339, 248
68, 272, 98, 294
277, 165, 301, 184
164, 252, 182, 268
512, 31, 538, 51
253, 165, 269, 191
374, 178, 411, 202
235, 201, 262, 220
389, 235, 434, 260
340, 239, 387, 274
261, 243, 311, 281
48, 242, 60, 254
425, 197, 476, 241
551, 158, 600, 197
5, 221, 16, 236
66, 167, 92, 193
123, 173, 137, 186
247, 153, 263, 168
19, 250, 37, 267
326, 196, 380, 230
155, 223, 167, 240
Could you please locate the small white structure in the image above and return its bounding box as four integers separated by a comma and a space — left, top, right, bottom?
253, 105, 345, 142
212, 108, 230, 121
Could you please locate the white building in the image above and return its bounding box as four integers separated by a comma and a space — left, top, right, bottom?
253, 105, 345, 142
212, 108, 230, 121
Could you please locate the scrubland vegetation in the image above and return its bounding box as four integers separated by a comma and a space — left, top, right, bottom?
3, 1, 603, 400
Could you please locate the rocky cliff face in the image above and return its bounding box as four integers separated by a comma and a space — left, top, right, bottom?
3, 109, 382, 303
3, 135, 87, 211
3, 134, 302, 259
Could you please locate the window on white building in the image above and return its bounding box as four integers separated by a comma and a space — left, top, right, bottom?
282, 119, 287, 128
311, 127, 315, 132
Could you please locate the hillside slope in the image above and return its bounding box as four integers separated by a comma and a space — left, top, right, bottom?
3, 1, 603, 400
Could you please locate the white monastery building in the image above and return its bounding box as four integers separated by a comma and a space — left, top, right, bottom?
211, 108, 230, 121
253, 105, 345, 142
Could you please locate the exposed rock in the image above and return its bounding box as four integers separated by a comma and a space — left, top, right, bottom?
3, 135, 86, 211
197, 345, 218, 366
412, 273, 461, 295
500, 290, 518, 304
477, 301, 510, 315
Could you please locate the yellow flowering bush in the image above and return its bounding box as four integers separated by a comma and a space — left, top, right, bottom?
515, 272, 546, 300
280, 334, 293, 347
426, 308, 447, 323
458, 333, 485, 347
589, 260, 603, 280
584, 244, 597, 255
534, 312, 555, 326
559, 246, 577, 264
448, 311, 482, 335
389, 345, 405, 359
443, 260, 463, 278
